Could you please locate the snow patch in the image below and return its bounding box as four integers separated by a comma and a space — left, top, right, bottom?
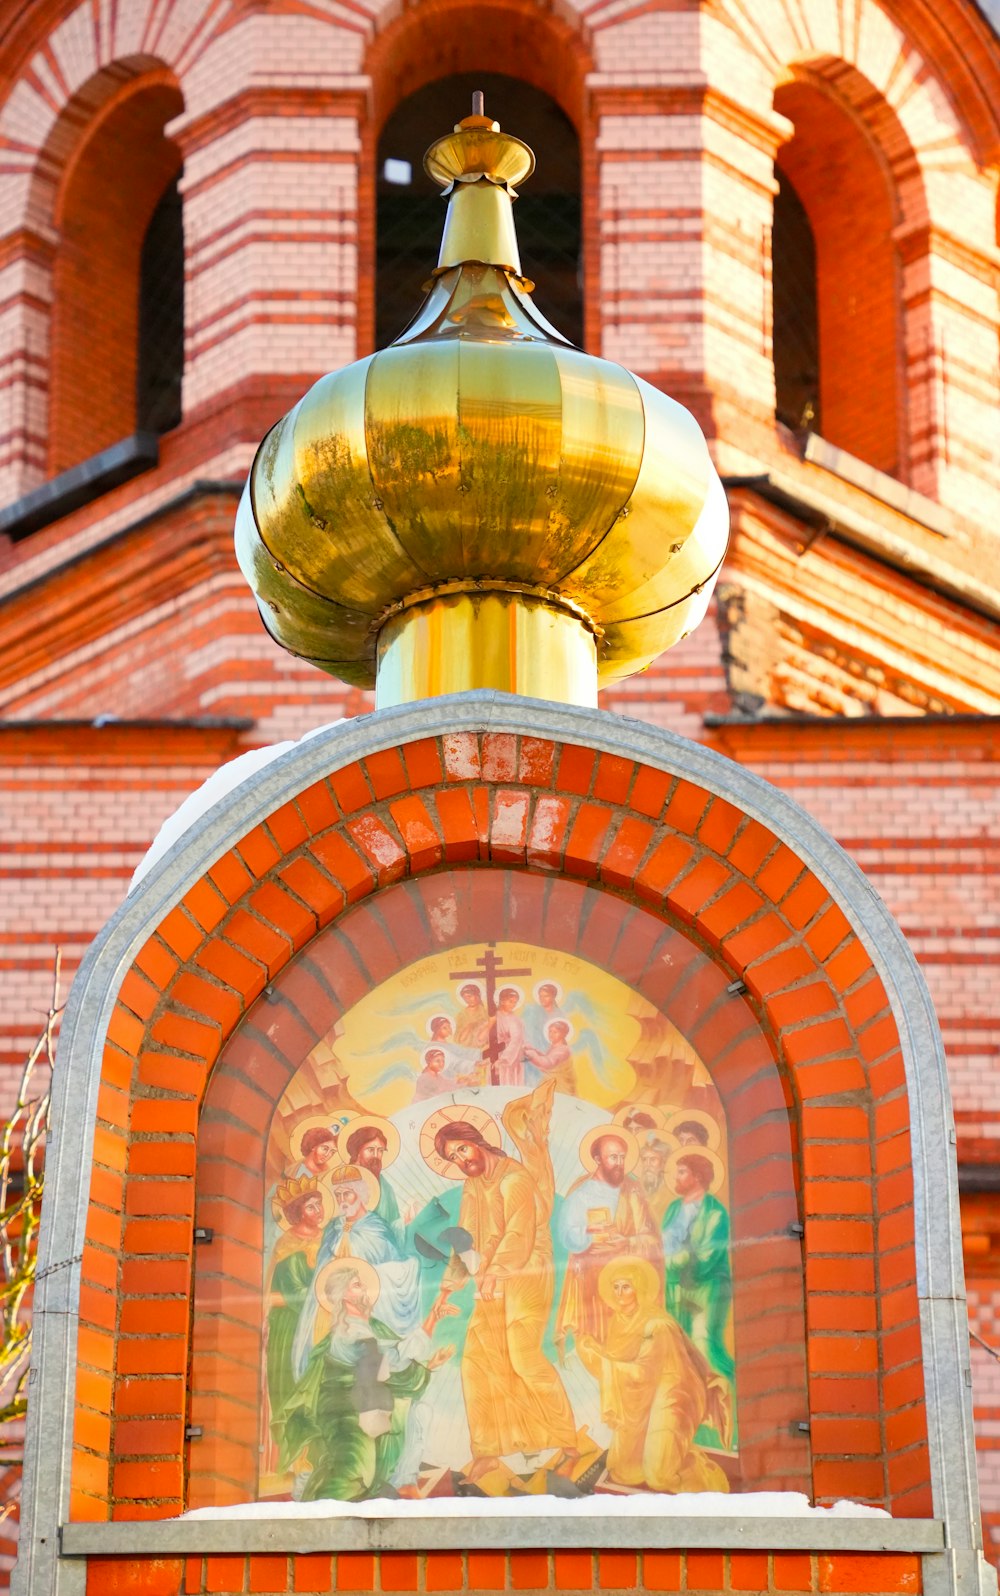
182, 1492, 889, 1521
128, 723, 345, 893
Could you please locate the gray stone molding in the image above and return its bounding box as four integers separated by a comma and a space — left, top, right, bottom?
13, 692, 984, 1594
59, 1516, 944, 1556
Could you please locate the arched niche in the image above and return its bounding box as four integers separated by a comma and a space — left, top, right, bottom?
20, 688, 978, 1596
361, 1, 592, 354
190, 870, 808, 1508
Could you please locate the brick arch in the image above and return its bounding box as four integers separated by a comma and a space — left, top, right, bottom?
361, 0, 594, 351
45, 65, 184, 475
774, 72, 904, 478
65, 729, 931, 1526
713, 0, 987, 173
366, 0, 591, 133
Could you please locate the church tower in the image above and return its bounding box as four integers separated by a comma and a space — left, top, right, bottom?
11, 88, 997, 1596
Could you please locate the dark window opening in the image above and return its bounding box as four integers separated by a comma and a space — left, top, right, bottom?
772, 171, 819, 435
376, 73, 582, 350
137, 173, 184, 435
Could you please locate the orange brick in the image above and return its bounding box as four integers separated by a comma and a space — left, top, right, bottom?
425, 1553, 464, 1591
818, 1555, 920, 1593
643, 1554, 682, 1592
773, 1554, 813, 1591
294, 1553, 334, 1592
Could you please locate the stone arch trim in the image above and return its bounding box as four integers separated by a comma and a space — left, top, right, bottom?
96, 726, 925, 1515
17, 694, 980, 1595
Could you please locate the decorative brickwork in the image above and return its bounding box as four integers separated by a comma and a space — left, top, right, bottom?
83, 1548, 926, 1595
61, 732, 932, 1539
1, 0, 998, 1579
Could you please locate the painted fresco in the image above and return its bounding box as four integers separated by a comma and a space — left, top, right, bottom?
261, 941, 737, 1502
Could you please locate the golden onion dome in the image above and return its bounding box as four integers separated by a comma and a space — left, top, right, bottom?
235, 101, 729, 708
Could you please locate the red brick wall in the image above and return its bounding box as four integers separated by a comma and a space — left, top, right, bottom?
0, 0, 998, 1576
85, 1549, 926, 1595
69, 731, 931, 1541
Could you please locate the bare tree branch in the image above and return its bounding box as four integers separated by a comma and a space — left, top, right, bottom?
0, 952, 59, 1427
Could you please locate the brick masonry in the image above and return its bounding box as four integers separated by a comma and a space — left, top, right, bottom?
0, 0, 998, 1579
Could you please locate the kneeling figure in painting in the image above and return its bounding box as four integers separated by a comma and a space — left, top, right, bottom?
578, 1258, 731, 1495
275, 1259, 453, 1501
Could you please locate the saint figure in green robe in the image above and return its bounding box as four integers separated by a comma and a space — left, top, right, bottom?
275, 1256, 454, 1501
660, 1152, 733, 1383
266, 1180, 327, 1433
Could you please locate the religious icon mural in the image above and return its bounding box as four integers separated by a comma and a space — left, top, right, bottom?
258, 941, 737, 1503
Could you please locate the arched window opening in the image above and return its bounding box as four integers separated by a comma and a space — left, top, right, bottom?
49, 77, 183, 478
377, 73, 582, 350
772, 172, 819, 434
137, 172, 184, 436
773, 81, 901, 480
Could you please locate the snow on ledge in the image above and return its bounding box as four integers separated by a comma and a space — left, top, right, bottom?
183, 1493, 889, 1521
129, 722, 344, 893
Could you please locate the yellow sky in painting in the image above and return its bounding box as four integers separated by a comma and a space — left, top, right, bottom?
327, 941, 709, 1117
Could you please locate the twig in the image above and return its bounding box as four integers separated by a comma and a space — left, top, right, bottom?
971, 1329, 1000, 1362
0, 951, 59, 1426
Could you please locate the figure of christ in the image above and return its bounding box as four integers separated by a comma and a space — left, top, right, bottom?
454, 983, 488, 1048
577, 1258, 731, 1494
556, 1130, 662, 1359
523, 1020, 577, 1096
276, 1259, 457, 1502
413, 1047, 471, 1102
434, 1116, 577, 1481
291, 1161, 420, 1374
483, 987, 526, 1087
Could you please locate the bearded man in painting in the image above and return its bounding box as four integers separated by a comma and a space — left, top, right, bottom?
556, 1129, 661, 1359
432, 1099, 577, 1482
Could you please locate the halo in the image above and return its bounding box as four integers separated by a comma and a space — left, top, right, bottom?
420, 1103, 503, 1181
337, 1113, 401, 1168
636, 1130, 678, 1159
288, 1113, 340, 1166
493, 982, 524, 1009
532, 979, 563, 1005
425, 1012, 454, 1039
540, 1016, 574, 1045
314, 1256, 380, 1310
665, 1145, 726, 1196
456, 980, 484, 1001
663, 1108, 722, 1152
597, 1256, 661, 1312
422, 1045, 449, 1068
328, 1162, 380, 1213
579, 1122, 639, 1176
272, 1180, 334, 1230
613, 1103, 665, 1134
